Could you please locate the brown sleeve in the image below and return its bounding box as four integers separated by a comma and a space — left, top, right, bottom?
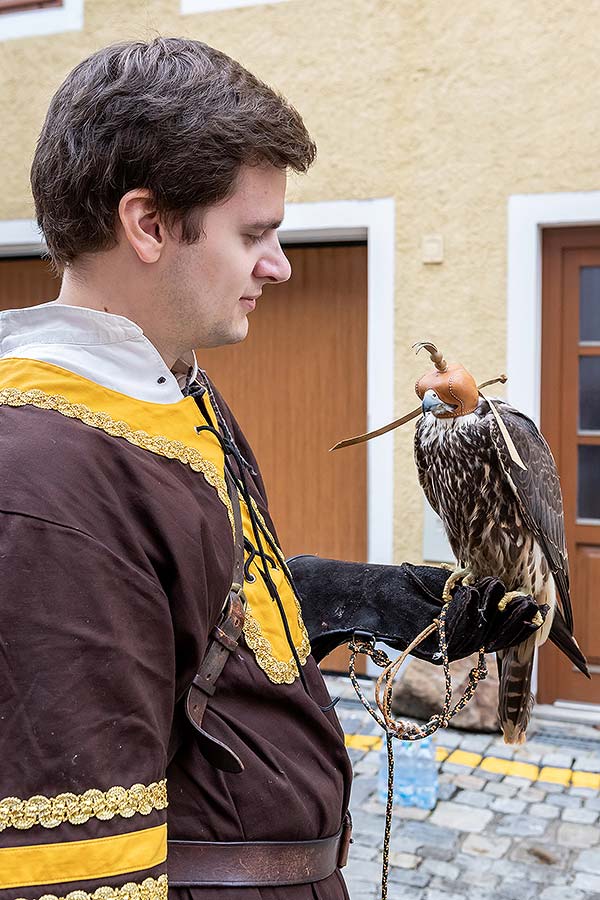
0, 511, 173, 900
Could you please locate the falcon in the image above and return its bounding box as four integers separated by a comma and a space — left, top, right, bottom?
413, 343, 589, 743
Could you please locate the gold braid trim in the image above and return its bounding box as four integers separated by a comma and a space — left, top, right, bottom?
0, 388, 233, 528
14, 874, 168, 900
0, 780, 167, 831
242, 495, 311, 685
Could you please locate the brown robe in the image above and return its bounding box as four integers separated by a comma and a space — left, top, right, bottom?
0, 357, 352, 900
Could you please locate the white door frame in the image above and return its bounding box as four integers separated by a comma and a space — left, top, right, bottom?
0, 198, 396, 567
507, 190, 600, 422
507, 190, 600, 702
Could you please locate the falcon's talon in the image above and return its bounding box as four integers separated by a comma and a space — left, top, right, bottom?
441, 565, 472, 603
497, 590, 527, 613
531, 611, 544, 628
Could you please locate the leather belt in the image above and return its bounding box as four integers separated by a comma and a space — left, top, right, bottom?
167, 813, 353, 887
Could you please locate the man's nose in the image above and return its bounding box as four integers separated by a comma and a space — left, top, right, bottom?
254, 242, 292, 284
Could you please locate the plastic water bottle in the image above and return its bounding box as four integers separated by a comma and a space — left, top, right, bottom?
377, 735, 438, 809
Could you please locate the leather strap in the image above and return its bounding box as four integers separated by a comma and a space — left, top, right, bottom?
184, 466, 247, 773
167, 813, 353, 887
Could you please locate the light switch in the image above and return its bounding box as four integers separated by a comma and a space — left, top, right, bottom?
422, 234, 444, 264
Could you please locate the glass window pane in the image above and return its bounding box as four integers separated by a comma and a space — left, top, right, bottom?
579, 356, 600, 431
580, 267, 600, 342
578, 445, 600, 520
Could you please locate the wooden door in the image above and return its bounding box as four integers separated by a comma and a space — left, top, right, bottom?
539, 227, 600, 704
200, 244, 368, 671
0, 257, 60, 308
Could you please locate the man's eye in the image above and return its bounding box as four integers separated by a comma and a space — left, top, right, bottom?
246, 233, 265, 244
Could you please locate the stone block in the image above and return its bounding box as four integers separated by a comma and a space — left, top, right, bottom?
519, 786, 546, 803
574, 848, 600, 873
454, 773, 485, 791
556, 822, 600, 849
421, 858, 460, 880
490, 797, 526, 815
389, 850, 420, 868
484, 781, 518, 798
562, 806, 598, 824
455, 789, 492, 809
529, 803, 559, 819
573, 871, 600, 891
462, 833, 511, 859
539, 889, 583, 900
429, 801, 493, 833
495, 815, 548, 837
546, 793, 581, 808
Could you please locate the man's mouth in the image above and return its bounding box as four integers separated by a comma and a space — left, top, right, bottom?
240, 295, 260, 310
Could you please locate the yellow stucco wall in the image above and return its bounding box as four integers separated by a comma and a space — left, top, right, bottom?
1, 0, 599, 563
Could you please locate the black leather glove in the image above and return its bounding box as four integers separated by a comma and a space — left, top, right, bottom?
287, 556, 546, 665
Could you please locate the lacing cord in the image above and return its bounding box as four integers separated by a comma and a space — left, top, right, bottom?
190, 380, 326, 705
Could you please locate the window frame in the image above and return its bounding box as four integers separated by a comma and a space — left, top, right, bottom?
0, 0, 82, 41
181, 0, 288, 14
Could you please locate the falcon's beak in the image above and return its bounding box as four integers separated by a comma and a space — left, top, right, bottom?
421, 389, 458, 417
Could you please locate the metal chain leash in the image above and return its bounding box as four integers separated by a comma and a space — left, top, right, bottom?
347, 595, 488, 900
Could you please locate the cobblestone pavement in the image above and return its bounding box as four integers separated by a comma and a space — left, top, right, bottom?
324, 674, 600, 900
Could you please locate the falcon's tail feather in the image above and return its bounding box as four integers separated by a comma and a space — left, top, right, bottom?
549, 609, 590, 678
497, 640, 535, 745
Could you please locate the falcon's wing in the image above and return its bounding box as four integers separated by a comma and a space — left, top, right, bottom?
486, 399, 573, 632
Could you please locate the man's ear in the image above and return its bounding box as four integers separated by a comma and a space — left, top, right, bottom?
118, 189, 166, 264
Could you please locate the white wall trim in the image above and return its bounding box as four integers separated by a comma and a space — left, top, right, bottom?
181, 0, 288, 13
0, 0, 83, 42
507, 190, 600, 424
0, 199, 396, 568
0, 219, 44, 256
282, 198, 395, 567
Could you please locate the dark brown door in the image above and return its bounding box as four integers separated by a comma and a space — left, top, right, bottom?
539, 227, 600, 704
200, 244, 368, 671
0, 257, 60, 308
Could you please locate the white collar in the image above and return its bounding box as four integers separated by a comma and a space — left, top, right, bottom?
0, 300, 198, 404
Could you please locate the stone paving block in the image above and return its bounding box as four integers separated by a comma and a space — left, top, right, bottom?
454, 773, 485, 791
340, 857, 383, 885
349, 776, 377, 807
562, 806, 599, 824
388, 866, 431, 887
575, 757, 600, 773
389, 850, 421, 868
503, 775, 537, 787
490, 796, 526, 815
541, 750, 575, 768
495, 814, 548, 837
421, 858, 460, 880
509, 839, 565, 870
519, 786, 546, 802
573, 850, 600, 875
529, 802, 559, 819
438, 782, 458, 801
430, 801, 493, 833
490, 857, 567, 884
424, 890, 467, 900
546, 793, 581, 808
461, 833, 511, 859
456, 734, 494, 754
538, 781, 565, 794
539, 889, 583, 900
454, 789, 493, 809
399, 820, 460, 849
573, 871, 600, 891
388, 804, 430, 820
571, 786, 599, 798
487, 742, 515, 759
556, 821, 600, 848
587, 796, 600, 811
490, 881, 538, 900
348, 841, 379, 861
413, 843, 457, 863
437, 729, 464, 750
484, 781, 518, 798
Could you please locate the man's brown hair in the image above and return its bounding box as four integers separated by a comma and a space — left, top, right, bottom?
30, 37, 316, 273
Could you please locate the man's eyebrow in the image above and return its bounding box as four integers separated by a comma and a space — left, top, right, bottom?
242, 219, 283, 231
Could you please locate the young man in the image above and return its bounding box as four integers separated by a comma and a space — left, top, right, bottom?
0, 38, 352, 899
